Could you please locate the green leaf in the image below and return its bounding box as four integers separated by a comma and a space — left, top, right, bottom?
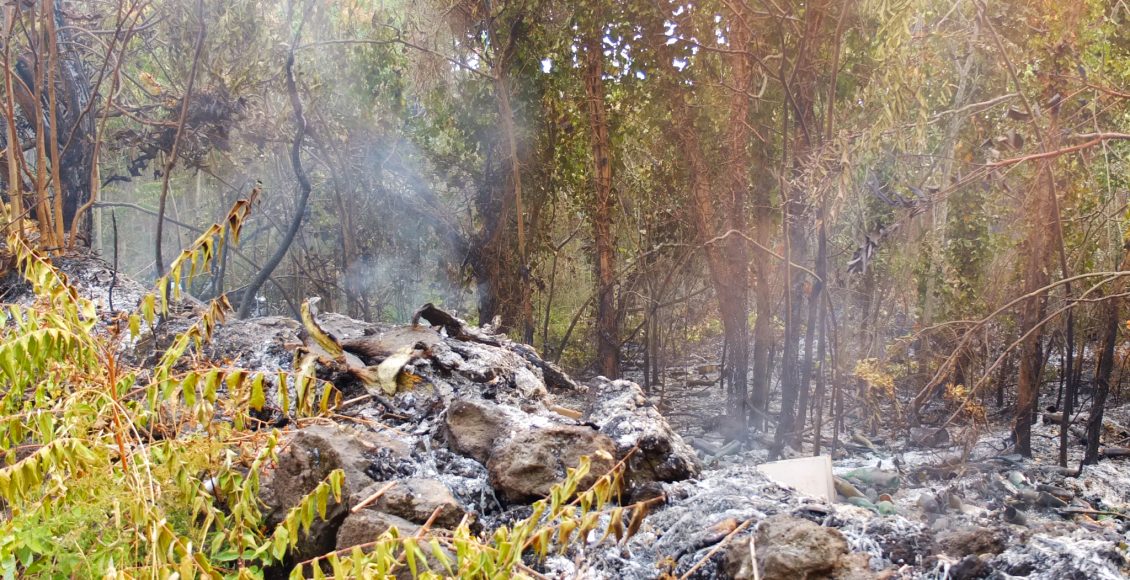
250, 374, 266, 410
181, 374, 197, 406
272, 528, 289, 561
203, 369, 222, 403
211, 549, 240, 562
404, 537, 420, 578
141, 293, 156, 326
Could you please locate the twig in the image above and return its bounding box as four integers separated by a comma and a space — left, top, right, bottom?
928, 92, 1018, 124
679, 518, 754, 580
350, 481, 396, 514
750, 532, 761, 580
336, 393, 373, 410
109, 210, 118, 312
986, 134, 1130, 169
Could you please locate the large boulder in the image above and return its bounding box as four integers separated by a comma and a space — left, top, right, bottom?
258, 423, 411, 559
427, 339, 553, 408
335, 510, 455, 579
336, 511, 419, 550
442, 398, 512, 464
487, 424, 618, 504
584, 378, 700, 497
350, 478, 468, 529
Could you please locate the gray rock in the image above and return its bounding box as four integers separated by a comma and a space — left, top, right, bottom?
258, 423, 409, 560
336, 511, 419, 550
509, 342, 578, 392
990, 533, 1127, 579
443, 398, 511, 464
935, 525, 1007, 557
584, 378, 700, 495
206, 316, 302, 373
335, 510, 456, 579
487, 424, 617, 504
317, 312, 386, 341
909, 427, 951, 448
948, 554, 991, 580
834, 552, 885, 580
751, 514, 848, 580
351, 478, 467, 529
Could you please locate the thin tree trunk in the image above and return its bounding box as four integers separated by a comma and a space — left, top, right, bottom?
750, 150, 774, 430
1085, 246, 1130, 463
794, 210, 826, 448
1015, 207, 1052, 455
1059, 318, 1077, 467
775, 196, 802, 456
773, 0, 826, 456
719, 5, 753, 419
751, 250, 773, 430
671, 101, 749, 422
237, 9, 312, 319
666, 2, 753, 422
490, 26, 533, 342
1072, 334, 1085, 408
584, 28, 619, 378
154, 0, 205, 277
1086, 305, 1119, 464
2, 11, 23, 240
813, 286, 828, 456
995, 350, 1011, 408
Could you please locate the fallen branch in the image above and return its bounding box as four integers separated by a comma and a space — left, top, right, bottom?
412, 302, 501, 347
1057, 508, 1130, 520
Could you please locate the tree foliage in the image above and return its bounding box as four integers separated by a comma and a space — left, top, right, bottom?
3, 0, 1130, 550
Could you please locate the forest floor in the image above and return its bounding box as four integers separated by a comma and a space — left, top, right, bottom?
605, 339, 1130, 578
8, 251, 1130, 578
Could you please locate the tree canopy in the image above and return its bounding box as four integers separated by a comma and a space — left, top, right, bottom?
4, 1, 1130, 573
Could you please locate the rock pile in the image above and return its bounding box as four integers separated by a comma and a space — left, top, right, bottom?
210, 303, 714, 573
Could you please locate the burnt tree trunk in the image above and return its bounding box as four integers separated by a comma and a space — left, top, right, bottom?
1086, 306, 1119, 464
794, 210, 826, 448
1013, 173, 1055, 455
237, 28, 311, 319
773, 0, 826, 455
672, 102, 750, 421
2, 6, 96, 243
1014, 102, 1066, 455
475, 12, 534, 341
1085, 244, 1130, 464
664, 3, 754, 422
750, 204, 774, 429
53, 6, 95, 236
717, 5, 753, 418
1014, 229, 1050, 455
